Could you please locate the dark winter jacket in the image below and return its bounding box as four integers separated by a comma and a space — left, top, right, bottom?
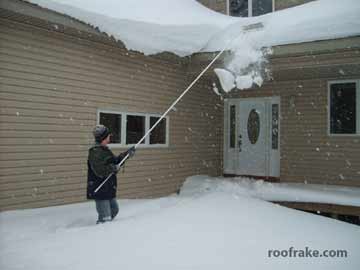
87, 144, 129, 200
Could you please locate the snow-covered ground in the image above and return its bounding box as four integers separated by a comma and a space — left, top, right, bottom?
1, 176, 359, 270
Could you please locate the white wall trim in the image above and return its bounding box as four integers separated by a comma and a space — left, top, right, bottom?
248, 0, 253, 17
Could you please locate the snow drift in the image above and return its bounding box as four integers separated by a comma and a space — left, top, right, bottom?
181, 176, 360, 207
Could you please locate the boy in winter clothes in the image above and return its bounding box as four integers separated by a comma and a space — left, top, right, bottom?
87, 125, 135, 224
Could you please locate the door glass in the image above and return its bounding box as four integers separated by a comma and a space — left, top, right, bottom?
247, 109, 260, 144
230, 105, 236, 148
272, 104, 279, 149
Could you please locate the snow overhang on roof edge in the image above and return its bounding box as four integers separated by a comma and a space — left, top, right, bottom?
0, 0, 191, 64
2, 0, 360, 61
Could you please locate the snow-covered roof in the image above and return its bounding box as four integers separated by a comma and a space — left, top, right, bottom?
26, 0, 360, 57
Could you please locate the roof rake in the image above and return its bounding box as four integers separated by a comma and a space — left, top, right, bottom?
94, 22, 264, 194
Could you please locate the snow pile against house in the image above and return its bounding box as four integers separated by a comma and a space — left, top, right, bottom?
181, 176, 360, 207
27, 0, 360, 91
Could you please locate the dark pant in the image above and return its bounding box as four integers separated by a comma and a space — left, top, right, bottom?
95, 198, 119, 223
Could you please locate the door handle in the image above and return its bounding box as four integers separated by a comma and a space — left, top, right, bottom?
238, 135, 242, 152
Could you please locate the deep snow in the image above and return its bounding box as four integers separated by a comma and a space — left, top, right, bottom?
25, 0, 360, 91
27, 0, 360, 56
1, 176, 359, 270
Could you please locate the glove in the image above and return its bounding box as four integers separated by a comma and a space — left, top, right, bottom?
127, 146, 136, 158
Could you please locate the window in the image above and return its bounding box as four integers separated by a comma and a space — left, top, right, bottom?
329, 81, 360, 135
150, 117, 167, 144
228, 0, 273, 17
98, 110, 169, 147
126, 115, 145, 144
229, 0, 248, 17
99, 112, 122, 144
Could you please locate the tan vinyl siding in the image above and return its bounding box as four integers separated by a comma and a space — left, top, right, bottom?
1, 0, 100, 34
0, 18, 222, 210
197, 0, 227, 14
274, 0, 315, 11
220, 39, 360, 187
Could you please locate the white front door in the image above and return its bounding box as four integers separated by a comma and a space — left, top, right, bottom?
237, 100, 266, 176
223, 97, 280, 177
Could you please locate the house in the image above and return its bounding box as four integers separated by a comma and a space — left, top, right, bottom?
0, 0, 359, 218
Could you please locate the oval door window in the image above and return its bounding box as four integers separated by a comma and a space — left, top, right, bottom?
247, 109, 260, 144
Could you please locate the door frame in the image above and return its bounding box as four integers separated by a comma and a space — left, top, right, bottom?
223, 96, 280, 178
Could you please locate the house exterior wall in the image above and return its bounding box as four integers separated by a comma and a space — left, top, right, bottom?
0, 14, 223, 210
215, 37, 360, 187
274, 0, 315, 11
197, 0, 227, 14
0, 0, 99, 34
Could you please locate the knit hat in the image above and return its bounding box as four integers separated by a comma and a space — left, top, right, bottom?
93, 125, 110, 143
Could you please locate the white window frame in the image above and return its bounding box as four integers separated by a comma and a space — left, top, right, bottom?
97, 109, 169, 148
327, 79, 360, 137
226, 0, 275, 17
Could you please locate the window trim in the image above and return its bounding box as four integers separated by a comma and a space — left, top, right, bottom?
327, 79, 360, 137
226, 0, 275, 17
97, 109, 169, 148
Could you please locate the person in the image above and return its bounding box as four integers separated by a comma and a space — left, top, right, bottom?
87, 125, 136, 224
